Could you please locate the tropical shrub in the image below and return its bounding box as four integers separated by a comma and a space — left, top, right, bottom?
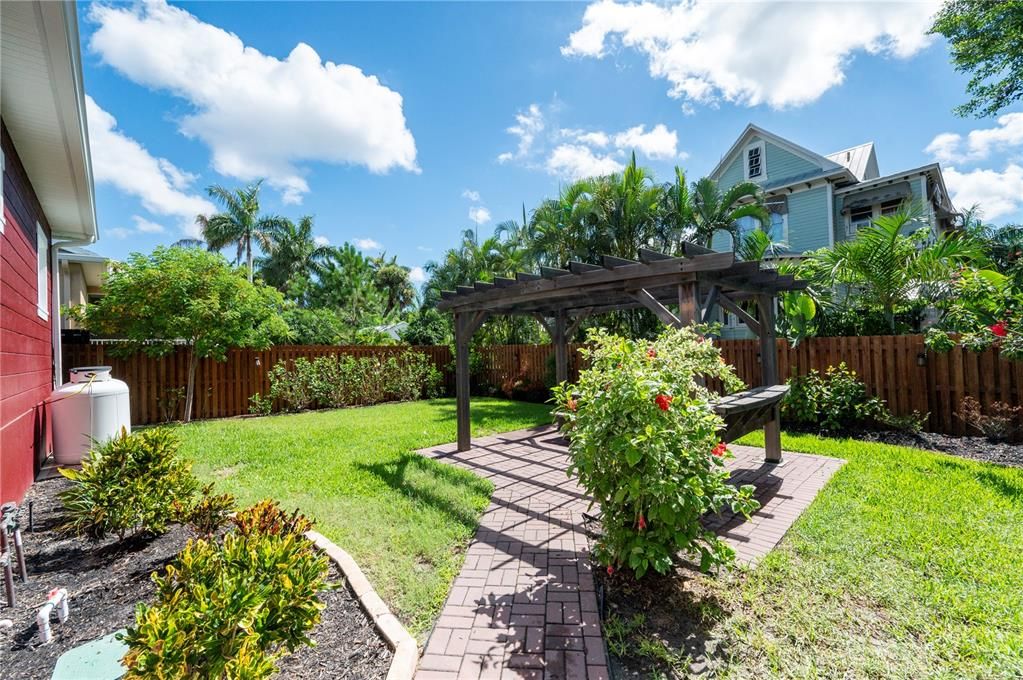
781, 363, 890, 431
925, 268, 1023, 360
254, 351, 442, 414
59, 428, 198, 541
121, 501, 329, 679
174, 483, 237, 539
958, 396, 1022, 441
552, 327, 758, 577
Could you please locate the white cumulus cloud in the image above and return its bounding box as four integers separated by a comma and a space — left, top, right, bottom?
354, 237, 382, 251
132, 215, 166, 234
88, 0, 418, 205
926, 113, 1023, 164
546, 144, 624, 181
408, 266, 427, 284
563, 0, 938, 109
497, 104, 545, 163
462, 189, 481, 202
943, 165, 1023, 221
314, 235, 330, 247
85, 95, 215, 234
468, 206, 492, 224
612, 124, 685, 160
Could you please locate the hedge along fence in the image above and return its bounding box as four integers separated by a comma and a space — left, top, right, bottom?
63, 336, 1023, 436
62, 343, 454, 425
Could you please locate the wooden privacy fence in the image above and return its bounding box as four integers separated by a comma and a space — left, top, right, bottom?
63, 336, 1023, 436
62, 343, 453, 425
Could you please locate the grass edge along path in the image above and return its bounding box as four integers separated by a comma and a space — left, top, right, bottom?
173, 398, 551, 638
711, 431, 1023, 679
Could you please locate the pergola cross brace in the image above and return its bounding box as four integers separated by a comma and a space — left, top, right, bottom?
441, 243, 806, 461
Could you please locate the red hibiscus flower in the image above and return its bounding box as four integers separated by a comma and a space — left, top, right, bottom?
607, 565, 614, 576
991, 321, 1008, 338
566, 398, 578, 412
712, 442, 728, 457
647, 348, 657, 359
654, 394, 673, 411
637, 515, 647, 531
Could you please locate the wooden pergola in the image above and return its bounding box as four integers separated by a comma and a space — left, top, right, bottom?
436, 242, 808, 462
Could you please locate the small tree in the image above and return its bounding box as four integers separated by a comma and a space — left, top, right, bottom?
552, 327, 759, 577
72, 247, 288, 421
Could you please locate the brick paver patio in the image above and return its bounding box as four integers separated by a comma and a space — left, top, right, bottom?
415, 426, 844, 679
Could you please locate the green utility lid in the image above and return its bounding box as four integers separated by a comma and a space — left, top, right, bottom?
52, 629, 127, 680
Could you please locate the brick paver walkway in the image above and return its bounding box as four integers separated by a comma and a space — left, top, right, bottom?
415, 426, 844, 679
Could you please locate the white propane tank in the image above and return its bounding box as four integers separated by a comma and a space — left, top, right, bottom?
50, 366, 131, 465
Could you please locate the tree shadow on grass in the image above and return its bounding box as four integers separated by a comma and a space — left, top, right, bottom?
431, 400, 553, 432
933, 457, 1023, 504
355, 453, 492, 531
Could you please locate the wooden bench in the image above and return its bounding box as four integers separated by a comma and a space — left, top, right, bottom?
713, 384, 789, 443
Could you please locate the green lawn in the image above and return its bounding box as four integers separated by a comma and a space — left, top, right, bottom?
709, 432, 1023, 678
173, 398, 550, 637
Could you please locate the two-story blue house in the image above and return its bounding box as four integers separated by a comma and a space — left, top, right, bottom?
709, 124, 958, 254
708, 124, 958, 336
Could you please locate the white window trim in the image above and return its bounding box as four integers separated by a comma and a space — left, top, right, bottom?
846, 205, 876, 237
37, 222, 49, 320
744, 140, 766, 181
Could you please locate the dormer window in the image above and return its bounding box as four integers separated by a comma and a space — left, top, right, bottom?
744, 141, 765, 180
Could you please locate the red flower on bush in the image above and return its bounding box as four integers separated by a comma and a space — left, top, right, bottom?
607, 565, 614, 576
991, 321, 1009, 338
647, 348, 657, 359
712, 442, 728, 457
654, 394, 673, 411
637, 514, 647, 531
567, 398, 578, 412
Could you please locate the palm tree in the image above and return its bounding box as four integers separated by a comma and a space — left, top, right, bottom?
690, 177, 769, 248
656, 166, 696, 254
815, 206, 986, 332
371, 254, 417, 317
257, 215, 330, 293
196, 180, 288, 282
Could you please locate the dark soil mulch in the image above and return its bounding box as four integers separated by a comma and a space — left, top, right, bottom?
0, 478, 392, 679
596, 562, 731, 679
793, 426, 1023, 467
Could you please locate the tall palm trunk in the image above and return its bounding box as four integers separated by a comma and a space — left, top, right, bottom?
246, 234, 253, 283
183, 346, 200, 423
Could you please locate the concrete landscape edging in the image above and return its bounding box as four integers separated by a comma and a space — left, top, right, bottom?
306, 530, 419, 680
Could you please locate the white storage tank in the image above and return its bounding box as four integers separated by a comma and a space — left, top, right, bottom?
51, 366, 131, 465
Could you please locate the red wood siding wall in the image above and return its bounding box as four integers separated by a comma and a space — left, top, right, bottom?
1, 120, 53, 503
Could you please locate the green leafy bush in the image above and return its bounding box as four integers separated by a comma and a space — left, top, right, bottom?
552, 327, 758, 577
121, 501, 329, 679
781, 363, 890, 431
59, 428, 198, 540
254, 351, 441, 414
174, 483, 237, 538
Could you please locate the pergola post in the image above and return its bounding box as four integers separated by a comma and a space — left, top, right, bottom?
677, 282, 698, 325
553, 310, 569, 384
455, 311, 488, 452
756, 294, 782, 464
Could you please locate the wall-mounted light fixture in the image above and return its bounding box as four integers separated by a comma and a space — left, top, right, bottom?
916, 352, 927, 367
255, 357, 261, 367
756, 352, 762, 364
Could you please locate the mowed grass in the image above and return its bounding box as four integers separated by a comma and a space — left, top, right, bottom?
712, 431, 1023, 678
173, 398, 550, 637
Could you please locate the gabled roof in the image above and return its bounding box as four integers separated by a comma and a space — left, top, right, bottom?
1, 1, 97, 242
709, 123, 849, 183
825, 142, 879, 181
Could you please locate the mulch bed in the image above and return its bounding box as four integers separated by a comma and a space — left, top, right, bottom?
792, 426, 1023, 468
0, 478, 392, 680
596, 563, 731, 679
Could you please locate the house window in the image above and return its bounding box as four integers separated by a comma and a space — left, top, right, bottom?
745, 141, 765, 180
37, 222, 49, 320
880, 199, 902, 216
847, 206, 873, 235
769, 211, 789, 245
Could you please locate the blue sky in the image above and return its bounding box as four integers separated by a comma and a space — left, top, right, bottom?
79, 1, 1023, 282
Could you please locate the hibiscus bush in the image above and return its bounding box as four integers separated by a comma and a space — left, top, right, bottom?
552, 326, 759, 577
925, 268, 1023, 359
